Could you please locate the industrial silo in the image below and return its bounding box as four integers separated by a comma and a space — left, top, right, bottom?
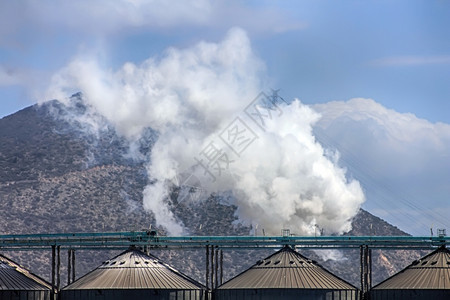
215, 245, 359, 300
0, 253, 52, 300
60, 248, 206, 300
370, 245, 450, 300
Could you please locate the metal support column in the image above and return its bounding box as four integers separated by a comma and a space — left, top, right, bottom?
67, 249, 72, 285
360, 245, 364, 299
51, 245, 56, 300
71, 249, 76, 283
368, 247, 372, 291
220, 249, 223, 286
360, 245, 372, 299
56, 246, 60, 292
210, 245, 214, 290
205, 245, 209, 290
214, 247, 219, 289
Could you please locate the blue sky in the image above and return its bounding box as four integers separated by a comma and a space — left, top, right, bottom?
1, 0, 449, 235
1, 1, 450, 122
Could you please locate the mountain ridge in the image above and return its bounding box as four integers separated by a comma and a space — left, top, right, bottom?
0, 100, 423, 287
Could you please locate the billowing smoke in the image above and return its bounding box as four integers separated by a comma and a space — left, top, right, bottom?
44, 28, 365, 235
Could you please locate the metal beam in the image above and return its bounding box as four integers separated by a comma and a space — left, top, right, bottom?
0, 232, 448, 251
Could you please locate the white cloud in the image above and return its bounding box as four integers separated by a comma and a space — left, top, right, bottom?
369, 55, 450, 67
0, 0, 303, 44
0, 0, 211, 41
0, 65, 47, 94
313, 98, 450, 234
0, 66, 21, 86
0, 0, 304, 108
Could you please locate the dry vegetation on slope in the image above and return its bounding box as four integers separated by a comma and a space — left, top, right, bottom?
0, 102, 425, 288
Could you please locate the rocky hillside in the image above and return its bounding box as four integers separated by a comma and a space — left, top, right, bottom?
0, 99, 425, 288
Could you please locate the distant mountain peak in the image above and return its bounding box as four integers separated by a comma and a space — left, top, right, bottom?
348, 208, 410, 236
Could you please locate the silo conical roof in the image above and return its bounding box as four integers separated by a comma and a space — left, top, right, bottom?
63, 248, 204, 290
372, 245, 450, 290
218, 246, 357, 290
0, 254, 52, 291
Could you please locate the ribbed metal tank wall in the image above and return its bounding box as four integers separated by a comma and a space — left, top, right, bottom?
215, 289, 358, 300
370, 289, 449, 300
0, 291, 51, 300
61, 289, 203, 300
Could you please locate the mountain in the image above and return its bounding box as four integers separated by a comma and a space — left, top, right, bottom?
0, 99, 424, 288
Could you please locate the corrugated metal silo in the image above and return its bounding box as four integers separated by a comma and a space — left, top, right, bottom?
370, 245, 450, 300
60, 248, 205, 300
0, 253, 52, 300
215, 245, 359, 300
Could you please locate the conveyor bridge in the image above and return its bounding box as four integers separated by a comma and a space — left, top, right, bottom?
1, 232, 448, 300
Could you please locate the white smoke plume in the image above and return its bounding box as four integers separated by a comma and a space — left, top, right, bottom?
44, 28, 365, 235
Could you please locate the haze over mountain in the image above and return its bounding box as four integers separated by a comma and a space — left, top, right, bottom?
0, 99, 425, 288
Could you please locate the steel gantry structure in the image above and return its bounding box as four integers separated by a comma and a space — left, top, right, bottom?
1, 231, 448, 250
0, 231, 449, 299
